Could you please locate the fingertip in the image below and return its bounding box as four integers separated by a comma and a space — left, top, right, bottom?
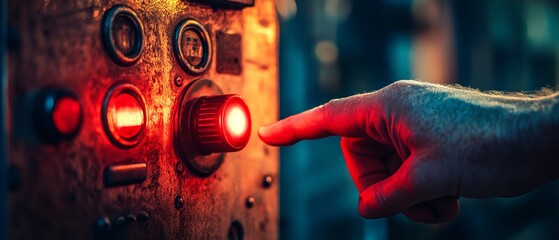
258, 124, 277, 146
257, 125, 269, 140
258, 121, 295, 146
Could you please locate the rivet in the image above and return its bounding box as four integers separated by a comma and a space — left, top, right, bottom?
175, 195, 184, 209
137, 211, 149, 223
96, 217, 112, 232
174, 76, 183, 87
175, 162, 184, 174
263, 175, 273, 188
114, 216, 126, 227
125, 214, 137, 225
245, 196, 255, 208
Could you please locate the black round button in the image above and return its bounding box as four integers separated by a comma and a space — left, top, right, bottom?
173, 19, 212, 75
102, 5, 144, 66
33, 88, 83, 144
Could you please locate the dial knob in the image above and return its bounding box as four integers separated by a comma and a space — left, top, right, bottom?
174, 79, 251, 175
191, 94, 251, 154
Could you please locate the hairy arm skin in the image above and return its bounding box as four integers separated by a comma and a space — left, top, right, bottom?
259, 80, 559, 223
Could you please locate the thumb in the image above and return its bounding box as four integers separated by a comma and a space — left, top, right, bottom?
358, 159, 439, 219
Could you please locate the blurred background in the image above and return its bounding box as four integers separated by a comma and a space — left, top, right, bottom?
276, 0, 559, 239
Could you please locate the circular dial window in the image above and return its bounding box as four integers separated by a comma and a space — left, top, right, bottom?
102, 5, 144, 66
173, 19, 212, 75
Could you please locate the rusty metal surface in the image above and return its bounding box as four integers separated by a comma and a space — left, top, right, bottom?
7, 0, 278, 239
216, 31, 242, 75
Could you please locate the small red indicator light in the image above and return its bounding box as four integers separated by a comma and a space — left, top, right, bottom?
108, 93, 144, 139
52, 96, 82, 135
33, 88, 83, 143
102, 83, 147, 148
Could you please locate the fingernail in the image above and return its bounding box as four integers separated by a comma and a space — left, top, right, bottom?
258, 126, 269, 138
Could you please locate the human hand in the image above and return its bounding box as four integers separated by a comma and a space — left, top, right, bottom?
259, 80, 559, 223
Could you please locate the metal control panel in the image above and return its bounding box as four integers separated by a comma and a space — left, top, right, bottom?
6, 0, 278, 239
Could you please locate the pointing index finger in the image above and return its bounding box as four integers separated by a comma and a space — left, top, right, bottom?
258, 94, 374, 146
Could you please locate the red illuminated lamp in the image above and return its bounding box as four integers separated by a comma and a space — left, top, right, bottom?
191, 94, 251, 154
174, 79, 252, 175
108, 93, 145, 139
34, 88, 83, 143
102, 83, 147, 148
52, 97, 82, 136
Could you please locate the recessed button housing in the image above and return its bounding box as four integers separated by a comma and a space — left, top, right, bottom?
33, 88, 83, 143
175, 79, 251, 175
173, 19, 212, 75
102, 5, 144, 66
102, 82, 147, 148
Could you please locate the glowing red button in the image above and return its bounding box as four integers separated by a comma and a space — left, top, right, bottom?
102, 83, 147, 148
34, 89, 83, 143
52, 96, 82, 136
191, 94, 251, 153
108, 93, 145, 139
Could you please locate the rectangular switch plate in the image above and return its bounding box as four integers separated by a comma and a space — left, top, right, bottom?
217, 31, 243, 75
104, 163, 148, 187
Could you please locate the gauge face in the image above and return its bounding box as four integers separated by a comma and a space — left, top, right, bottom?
102, 5, 144, 66
112, 14, 138, 56
102, 82, 147, 148
173, 19, 212, 75
181, 29, 204, 66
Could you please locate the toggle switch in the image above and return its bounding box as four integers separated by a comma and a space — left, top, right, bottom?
175, 79, 251, 175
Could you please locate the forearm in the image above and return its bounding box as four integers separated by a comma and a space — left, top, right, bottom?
465, 90, 559, 189
520, 93, 559, 178
388, 81, 559, 195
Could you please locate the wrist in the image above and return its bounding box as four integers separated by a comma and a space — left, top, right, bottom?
507, 94, 559, 181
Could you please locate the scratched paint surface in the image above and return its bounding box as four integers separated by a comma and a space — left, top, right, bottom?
7, 0, 278, 239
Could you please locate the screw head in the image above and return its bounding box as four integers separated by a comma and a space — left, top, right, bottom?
245, 196, 255, 208
96, 217, 112, 232
175, 195, 185, 209
137, 211, 149, 223
263, 175, 273, 188
125, 214, 137, 225
174, 76, 183, 87
175, 162, 184, 174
